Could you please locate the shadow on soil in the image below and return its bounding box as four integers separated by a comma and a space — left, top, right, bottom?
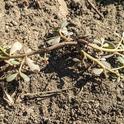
96, 0, 123, 5
43, 49, 103, 91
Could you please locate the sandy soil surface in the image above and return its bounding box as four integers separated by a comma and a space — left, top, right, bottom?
0, 0, 124, 124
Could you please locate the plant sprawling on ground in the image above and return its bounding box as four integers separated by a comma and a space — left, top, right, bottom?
1, 21, 124, 105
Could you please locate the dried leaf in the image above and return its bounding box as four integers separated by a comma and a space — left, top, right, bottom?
3, 90, 14, 106
72, 58, 80, 63
101, 37, 105, 45
121, 44, 124, 49
93, 39, 101, 45
46, 36, 60, 46
101, 54, 114, 59
92, 68, 103, 75
61, 20, 68, 29
10, 42, 22, 55
122, 32, 124, 38
20, 72, 30, 82
60, 27, 73, 36
6, 73, 18, 82
114, 32, 120, 37
94, 38, 105, 46
101, 60, 111, 69
26, 57, 40, 72
60, 27, 68, 35
24, 48, 32, 54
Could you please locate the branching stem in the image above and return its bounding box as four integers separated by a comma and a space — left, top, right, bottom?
1, 38, 124, 79
81, 50, 120, 77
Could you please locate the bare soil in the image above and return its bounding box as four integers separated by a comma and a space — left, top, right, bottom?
0, 0, 124, 124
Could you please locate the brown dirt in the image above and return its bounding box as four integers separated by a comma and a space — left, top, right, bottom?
0, 0, 124, 124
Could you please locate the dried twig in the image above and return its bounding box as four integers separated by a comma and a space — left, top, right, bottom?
23, 87, 74, 99
86, 0, 104, 19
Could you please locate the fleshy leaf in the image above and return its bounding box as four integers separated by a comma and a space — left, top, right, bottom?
103, 43, 109, 48
20, 72, 30, 82
26, 57, 40, 72
117, 56, 124, 64
10, 42, 22, 55
46, 36, 60, 46
10, 60, 20, 65
5, 59, 20, 65
6, 73, 18, 82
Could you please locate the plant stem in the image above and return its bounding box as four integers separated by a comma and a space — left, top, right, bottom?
81, 50, 120, 77
0, 46, 10, 57
112, 65, 124, 71
1, 42, 77, 60
19, 58, 25, 73
90, 43, 124, 52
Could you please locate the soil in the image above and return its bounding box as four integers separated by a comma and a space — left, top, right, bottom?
0, 0, 124, 124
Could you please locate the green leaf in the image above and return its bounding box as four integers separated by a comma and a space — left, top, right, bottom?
117, 56, 124, 64
10, 59, 20, 65
0, 55, 4, 59
103, 43, 114, 49
103, 43, 109, 48
5, 59, 20, 65
0, 46, 6, 52
6, 73, 18, 82
20, 72, 30, 82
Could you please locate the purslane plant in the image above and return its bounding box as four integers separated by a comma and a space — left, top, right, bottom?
1, 22, 124, 82
1, 21, 124, 105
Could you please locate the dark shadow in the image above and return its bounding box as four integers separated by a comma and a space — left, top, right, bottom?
42, 47, 103, 92
0, 84, 16, 109
17, 0, 41, 9
96, 0, 123, 5
43, 48, 82, 80
0, 86, 6, 106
